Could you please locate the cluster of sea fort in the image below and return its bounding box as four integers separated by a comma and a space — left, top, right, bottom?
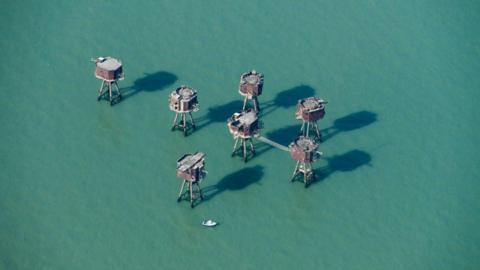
93, 56, 328, 208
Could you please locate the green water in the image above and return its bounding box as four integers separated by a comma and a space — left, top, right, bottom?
1, 0, 479, 269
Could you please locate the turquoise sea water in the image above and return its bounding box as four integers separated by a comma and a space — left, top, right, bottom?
1, 1, 479, 269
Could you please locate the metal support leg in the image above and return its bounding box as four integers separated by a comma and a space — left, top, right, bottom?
196, 182, 203, 200
243, 139, 247, 162
177, 180, 186, 202
182, 113, 187, 136
189, 111, 196, 130
309, 163, 315, 185
172, 113, 179, 130
242, 96, 248, 111
303, 163, 307, 185
306, 122, 310, 138
313, 122, 321, 141
300, 121, 305, 135
108, 83, 113, 105
304, 163, 312, 187
113, 81, 122, 99
291, 161, 300, 182
189, 182, 194, 208
232, 138, 239, 156
249, 139, 255, 155
97, 80, 105, 100
254, 97, 260, 112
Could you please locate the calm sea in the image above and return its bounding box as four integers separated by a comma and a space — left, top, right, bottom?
1, 1, 479, 269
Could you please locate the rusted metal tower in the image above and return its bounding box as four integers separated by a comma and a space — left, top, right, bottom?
176, 152, 206, 208
289, 136, 322, 187
93, 57, 124, 105
169, 85, 199, 136
295, 97, 327, 140
239, 70, 264, 112
227, 109, 261, 162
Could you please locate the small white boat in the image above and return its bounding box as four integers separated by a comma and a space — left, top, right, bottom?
201, 219, 217, 227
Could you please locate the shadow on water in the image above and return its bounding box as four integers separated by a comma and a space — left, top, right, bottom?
256, 111, 377, 159
265, 125, 300, 146
121, 71, 178, 100
195, 100, 244, 130
272, 84, 316, 109
309, 149, 372, 186
202, 166, 264, 202
261, 84, 316, 116
195, 84, 315, 130
322, 111, 377, 142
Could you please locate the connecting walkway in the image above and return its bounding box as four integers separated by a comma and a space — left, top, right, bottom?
257, 136, 289, 152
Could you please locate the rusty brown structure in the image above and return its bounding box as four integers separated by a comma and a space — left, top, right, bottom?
169, 85, 199, 136
295, 97, 328, 140
227, 109, 261, 162
239, 70, 264, 112
176, 152, 206, 208
93, 57, 124, 105
289, 136, 321, 187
